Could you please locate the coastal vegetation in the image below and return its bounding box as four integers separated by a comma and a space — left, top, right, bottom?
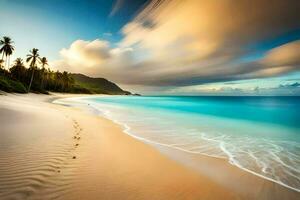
0, 36, 130, 94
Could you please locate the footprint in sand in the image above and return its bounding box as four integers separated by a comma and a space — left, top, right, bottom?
46, 119, 81, 176
70, 119, 82, 162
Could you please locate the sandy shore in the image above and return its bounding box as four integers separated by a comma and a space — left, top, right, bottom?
0, 93, 299, 200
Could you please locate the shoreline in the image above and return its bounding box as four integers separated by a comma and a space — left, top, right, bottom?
0, 93, 234, 199
55, 95, 300, 198
0, 93, 299, 199
105, 115, 300, 193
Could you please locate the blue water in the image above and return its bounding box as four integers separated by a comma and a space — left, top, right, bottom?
65, 96, 300, 191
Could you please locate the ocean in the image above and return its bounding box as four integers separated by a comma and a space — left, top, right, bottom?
66, 96, 300, 192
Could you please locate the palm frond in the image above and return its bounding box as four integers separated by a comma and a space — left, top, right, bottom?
26, 57, 32, 63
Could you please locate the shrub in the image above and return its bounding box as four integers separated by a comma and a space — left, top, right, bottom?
0, 74, 27, 93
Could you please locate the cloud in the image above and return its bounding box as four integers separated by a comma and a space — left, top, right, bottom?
161, 82, 300, 96
109, 0, 125, 17
53, 0, 300, 91
52, 39, 135, 79
278, 82, 300, 88
59, 39, 111, 68
261, 40, 300, 67
240, 40, 300, 79
121, 0, 300, 56
103, 32, 112, 37
118, 0, 300, 85
255, 82, 300, 95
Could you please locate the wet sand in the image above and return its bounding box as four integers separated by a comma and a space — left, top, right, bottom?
0, 93, 299, 200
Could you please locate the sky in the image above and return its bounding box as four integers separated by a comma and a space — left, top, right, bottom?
0, 0, 300, 95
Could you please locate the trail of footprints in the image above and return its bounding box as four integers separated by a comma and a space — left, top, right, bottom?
56, 118, 82, 173
72, 119, 82, 159
35, 118, 84, 198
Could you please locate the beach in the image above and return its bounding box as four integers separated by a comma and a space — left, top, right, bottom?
0, 93, 299, 200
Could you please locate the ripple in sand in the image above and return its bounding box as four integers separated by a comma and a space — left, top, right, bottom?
0, 119, 84, 200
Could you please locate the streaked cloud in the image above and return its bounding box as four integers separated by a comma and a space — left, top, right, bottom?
261, 40, 300, 67
53, 0, 300, 93
53, 39, 300, 86
109, 0, 126, 17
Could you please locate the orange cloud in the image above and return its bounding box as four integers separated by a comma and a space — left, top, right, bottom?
53, 0, 300, 88
262, 40, 300, 67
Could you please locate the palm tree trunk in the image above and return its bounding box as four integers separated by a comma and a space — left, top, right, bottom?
4, 56, 7, 69
28, 68, 35, 93
41, 68, 45, 90
8, 56, 10, 70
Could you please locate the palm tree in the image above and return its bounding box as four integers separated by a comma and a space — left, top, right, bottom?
39, 57, 48, 89
39, 57, 48, 68
10, 58, 26, 81
62, 71, 69, 91
0, 36, 15, 69
14, 58, 23, 66
26, 48, 40, 92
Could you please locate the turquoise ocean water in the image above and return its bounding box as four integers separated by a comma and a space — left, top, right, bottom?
68, 96, 300, 192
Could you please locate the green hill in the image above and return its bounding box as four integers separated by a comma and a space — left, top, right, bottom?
0, 68, 131, 95
71, 73, 131, 95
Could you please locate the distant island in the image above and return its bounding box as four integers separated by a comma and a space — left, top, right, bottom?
0, 36, 130, 95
